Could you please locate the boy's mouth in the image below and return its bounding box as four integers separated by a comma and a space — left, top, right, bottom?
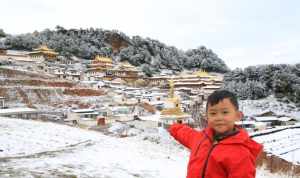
215, 123, 225, 127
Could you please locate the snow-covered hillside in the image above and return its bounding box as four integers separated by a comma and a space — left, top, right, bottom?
0, 118, 292, 178
240, 95, 299, 117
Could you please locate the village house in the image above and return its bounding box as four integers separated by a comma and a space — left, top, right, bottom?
0, 50, 40, 64
141, 92, 166, 103
253, 116, 298, 127
254, 110, 277, 117
145, 75, 168, 86
0, 96, 6, 109
0, 107, 40, 120
65, 109, 102, 127
53, 67, 82, 81
65, 69, 82, 81
148, 100, 165, 111
55, 56, 81, 65
235, 120, 267, 132
0, 46, 7, 55
133, 102, 156, 116
80, 80, 106, 89
108, 106, 135, 122
95, 106, 136, 124
86, 55, 142, 83
35, 63, 49, 73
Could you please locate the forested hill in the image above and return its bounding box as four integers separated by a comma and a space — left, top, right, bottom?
1, 26, 229, 76
1, 27, 299, 104
223, 64, 300, 105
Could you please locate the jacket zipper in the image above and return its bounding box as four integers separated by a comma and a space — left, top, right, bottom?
201, 141, 218, 178
194, 133, 208, 156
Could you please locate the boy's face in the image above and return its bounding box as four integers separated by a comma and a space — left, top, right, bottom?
206, 98, 242, 134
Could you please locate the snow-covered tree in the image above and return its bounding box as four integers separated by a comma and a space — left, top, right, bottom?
0, 29, 6, 38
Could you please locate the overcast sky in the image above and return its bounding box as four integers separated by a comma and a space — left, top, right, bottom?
1, 0, 299, 69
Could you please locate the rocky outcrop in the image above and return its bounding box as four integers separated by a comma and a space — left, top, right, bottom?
104, 32, 129, 53
0, 79, 76, 88
0, 68, 54, 79
63, 88, 105, 96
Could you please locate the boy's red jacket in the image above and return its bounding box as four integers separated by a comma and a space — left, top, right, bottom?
169, 123, 263, 178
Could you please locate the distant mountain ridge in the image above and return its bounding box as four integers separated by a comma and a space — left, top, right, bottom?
1, 26, 229, 76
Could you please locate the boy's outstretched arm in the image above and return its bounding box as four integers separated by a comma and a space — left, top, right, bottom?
168, 123, 201, 149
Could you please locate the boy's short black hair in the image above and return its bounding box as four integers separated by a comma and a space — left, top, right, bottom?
206, 90, 239, 111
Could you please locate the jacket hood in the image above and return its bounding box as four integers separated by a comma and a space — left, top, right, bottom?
243, 136, 263, 159
204, 127, 263, 159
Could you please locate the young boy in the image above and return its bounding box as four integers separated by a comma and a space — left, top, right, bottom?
169, 90, 263, 178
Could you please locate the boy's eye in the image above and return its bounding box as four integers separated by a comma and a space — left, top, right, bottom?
223, 111, 229, 114
209, 112, 216, 116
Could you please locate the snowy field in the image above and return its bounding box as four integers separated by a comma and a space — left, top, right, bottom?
0, 118, 292, 178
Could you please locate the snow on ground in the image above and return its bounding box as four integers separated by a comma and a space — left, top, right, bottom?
253, 126, 300, 165
0, 117, 292, 178
0, 117, 187, 178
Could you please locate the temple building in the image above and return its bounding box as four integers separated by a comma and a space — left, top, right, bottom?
88, 55, 113, 70
86, 56, 141, 83
85, 55, 114, 80
103, 61, 140, 82
146, 69, 223, 90
158, 80, 191, 128
28, 45, 58, 60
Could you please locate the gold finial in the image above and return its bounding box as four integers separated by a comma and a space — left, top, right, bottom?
160, 79, 189, 117
169, 79, 174, 98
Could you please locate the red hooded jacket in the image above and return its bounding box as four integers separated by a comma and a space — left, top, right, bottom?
169, 124, 263, 178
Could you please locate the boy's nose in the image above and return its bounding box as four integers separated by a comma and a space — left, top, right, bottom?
215, 113, 224, 121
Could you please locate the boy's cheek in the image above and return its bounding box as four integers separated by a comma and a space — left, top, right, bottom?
207, 120, 214, 127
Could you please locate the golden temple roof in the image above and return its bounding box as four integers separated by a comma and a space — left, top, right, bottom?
30, 45, 58, 55
160, 107, 186, 116
34, 45, 54, 51
118, 61, 138, 71
121, 61, 134, 68
193, 69, 210, 77
94, 55, 113, 63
